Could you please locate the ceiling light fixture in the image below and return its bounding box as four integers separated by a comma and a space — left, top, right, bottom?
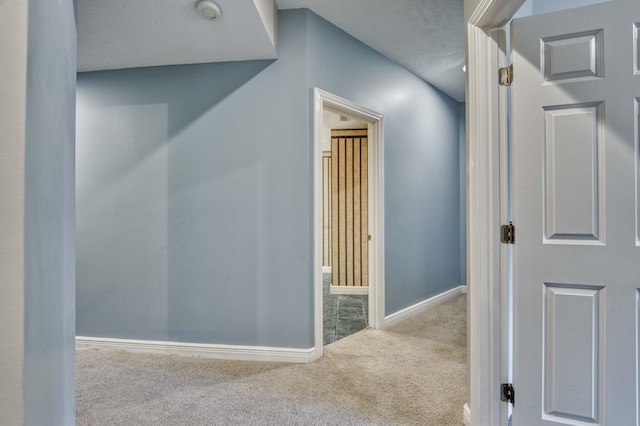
196, 0, 221, 21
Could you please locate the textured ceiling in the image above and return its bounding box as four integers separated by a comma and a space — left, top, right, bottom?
277, 0, 465, 101
77, 0, 277, 72
77, 0, 465, 101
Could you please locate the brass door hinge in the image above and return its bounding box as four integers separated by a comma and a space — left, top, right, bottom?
499, 64, 513, 86
501, 222, 515, 244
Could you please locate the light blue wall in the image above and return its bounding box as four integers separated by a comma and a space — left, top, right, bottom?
306, 12, 463, 313
533, 0, 610, 14
514, 0, 610, 18
459, 103, 467, 284
77, 10, 310, 348
514, 0, 533, 18
24, 0, 76, 423
76, 9, 463, 347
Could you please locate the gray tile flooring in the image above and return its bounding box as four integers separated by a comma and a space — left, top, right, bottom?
323, 273, 368, 345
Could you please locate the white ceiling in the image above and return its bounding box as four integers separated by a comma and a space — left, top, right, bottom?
77, 0, 278, 72
77, 0, 465, 101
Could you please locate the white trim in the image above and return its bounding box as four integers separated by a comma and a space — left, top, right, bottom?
468, 0, 525, 28
322, 266, 332, 274
313, 88, 385, 361
463, 403, 472, 426
76, 337, 316, 364
329, 285, 368, 295
466, 1, 524, 426
467, 22, 504, 426
496, 25, 512, 426
383, 285, 466, 328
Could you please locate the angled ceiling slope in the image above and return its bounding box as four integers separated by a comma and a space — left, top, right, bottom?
77, 0, 278, 72
276, 0, 465, 101
77, 0, 465, 101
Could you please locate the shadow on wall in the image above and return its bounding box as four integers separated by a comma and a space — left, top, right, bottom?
77, 60, 274, 206
76, 60, 281, 344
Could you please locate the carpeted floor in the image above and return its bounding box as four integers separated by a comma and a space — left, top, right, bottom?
76, 294, 466, 425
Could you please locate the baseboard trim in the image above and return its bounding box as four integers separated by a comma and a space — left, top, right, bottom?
330, 285, 368, 295
76, 336, 316, 364
464, 403, 471, 426
322, 266, 332, 274
384, 285, 467, 328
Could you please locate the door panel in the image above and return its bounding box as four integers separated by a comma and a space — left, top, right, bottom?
360, 137, 369, 286
543, 284, 603, 423
322, 151, 332, 266
512, 1, 640, 424
330, 130, 368, 287
635, 98, 640, 245
541, 30, 603, 83
543, 103, 603, 242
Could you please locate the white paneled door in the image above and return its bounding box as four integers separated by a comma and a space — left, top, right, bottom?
512, 0, 640, 424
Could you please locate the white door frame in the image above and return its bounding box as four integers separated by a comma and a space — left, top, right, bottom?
465, 0, 525, 425
311, 88, 385, 361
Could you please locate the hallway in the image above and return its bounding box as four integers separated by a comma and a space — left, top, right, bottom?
77, 294, 467, 425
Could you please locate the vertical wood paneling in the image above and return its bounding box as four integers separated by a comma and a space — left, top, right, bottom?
353, 139, 362, 286
322, 152, 331, 267
361, 137, 369, 287
338, 138, 347, 287
329, 130, 368, 288
327, 155, 331, 266
331, 139, 339, 284
346, 138, 354, 286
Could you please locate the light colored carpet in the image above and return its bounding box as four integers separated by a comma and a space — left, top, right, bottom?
76, 294, 466, 425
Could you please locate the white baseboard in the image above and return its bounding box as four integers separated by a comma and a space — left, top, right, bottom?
383, 285, 467, 328
463, 403, 471, 426
330, 285, 368, 295
322, 266, 332, 274
76, 336, 316, 364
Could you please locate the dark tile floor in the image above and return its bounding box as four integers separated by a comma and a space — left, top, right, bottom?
323, 273, 368, 345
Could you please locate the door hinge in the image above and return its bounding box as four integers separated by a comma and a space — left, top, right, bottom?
499, 64, 513, 86
501, 222, 515, 244
501, 383, 515, 405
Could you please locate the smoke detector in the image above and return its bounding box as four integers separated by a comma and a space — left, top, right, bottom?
196, 1, 221, 20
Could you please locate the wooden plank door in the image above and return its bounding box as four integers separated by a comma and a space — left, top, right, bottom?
330, 129, 368, 288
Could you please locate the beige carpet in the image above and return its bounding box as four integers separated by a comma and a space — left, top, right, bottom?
76, 294, 466, 425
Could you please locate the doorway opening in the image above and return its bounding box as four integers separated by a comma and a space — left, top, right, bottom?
312, 88, 384, 359
321, 111, 370, 345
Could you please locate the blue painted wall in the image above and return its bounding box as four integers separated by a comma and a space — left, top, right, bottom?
77, 11, 310, 348
459, 103, 467, 284
306, 12, 463, 313
532, 0, 610, 14
76, 9, 463, 348
514, 0, 610, 18
24, 0, 76, 423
